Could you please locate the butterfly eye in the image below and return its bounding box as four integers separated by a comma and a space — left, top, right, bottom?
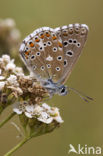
59, 86, 68, 96
61, 87, 66, 94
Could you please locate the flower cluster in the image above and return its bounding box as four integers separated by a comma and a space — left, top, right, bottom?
0, 55, 23, 95
0, 18, 21, 55
0, 19, 64, 155
0, 54, 45, 115
0, 54, 63, 136
0, 54, 46, 98
13, 102, 63, 124
13, 102, 63, 137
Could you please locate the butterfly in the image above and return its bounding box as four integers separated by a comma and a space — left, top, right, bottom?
19, 23, 92, 102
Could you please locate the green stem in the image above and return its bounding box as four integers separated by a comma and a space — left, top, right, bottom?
0, 112, 16, 128
4, 137, 31, 156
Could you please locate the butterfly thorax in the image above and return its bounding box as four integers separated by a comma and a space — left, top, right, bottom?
41, 79, 68, 96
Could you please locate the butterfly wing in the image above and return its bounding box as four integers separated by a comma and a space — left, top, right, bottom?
19, 27, 64, 83
55, 24, 89, 84
41, 28, 64, 83
19, 29, 49, 81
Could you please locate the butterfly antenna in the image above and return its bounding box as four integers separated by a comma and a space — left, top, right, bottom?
68, 87, 93, 103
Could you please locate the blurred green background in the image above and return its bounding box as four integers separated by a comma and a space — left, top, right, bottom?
0, 0, 103, 156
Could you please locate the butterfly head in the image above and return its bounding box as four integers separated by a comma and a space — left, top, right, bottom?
42, 79, 68, 96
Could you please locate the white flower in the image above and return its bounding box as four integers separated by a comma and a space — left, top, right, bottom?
0, 81, 5, 90
14, 67, 23, 75
0, 76, 5, 80
13, 102, 63, 124
33, 105, 43, 116
0, 58, 3, 63
2, 55, 10, 64
49, 107, 64, 123
5, 59, 16, 71
49, 107, 59, 116
37, 112, 53, 124
25, 105, 34, 114
13, 102, 22, 115
25, 112, 32, 118
54, 116, 63, 123
13, 107, 22, 115
42, 103, 51, 110
7, 75, 19, 86
0, 69, 2, 75
25, 105, 43, 118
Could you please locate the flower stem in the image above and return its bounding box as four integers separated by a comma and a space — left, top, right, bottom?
0, 112, 16, 128
4, 137, 31, 156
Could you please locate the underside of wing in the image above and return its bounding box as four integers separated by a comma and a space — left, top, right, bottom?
55, 24, 89, 84
19, 27, 64, 83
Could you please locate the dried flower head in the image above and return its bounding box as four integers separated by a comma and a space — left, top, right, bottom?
0, 55, 47, 113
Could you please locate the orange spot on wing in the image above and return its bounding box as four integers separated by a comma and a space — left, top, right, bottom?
52, 36, 57, 40
25, 55, 28, 59
30, 43, 34, 47
46, 33, 50, 37
63, 33, 68, 36
58, 42, 63, 48
35, 38, 40, 42
25, 50, 31, 55
40, 34, 44, 39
